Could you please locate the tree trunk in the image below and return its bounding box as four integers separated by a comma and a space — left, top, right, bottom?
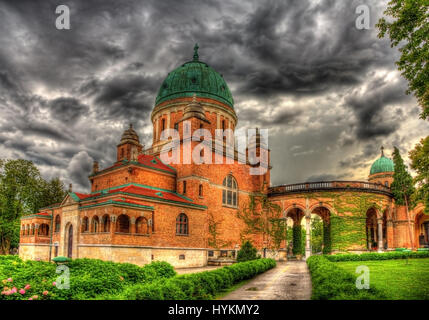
404, 196, 414, 250
0, 238, 11, 255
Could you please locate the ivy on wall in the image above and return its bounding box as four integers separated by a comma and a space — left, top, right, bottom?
292, 225, 302, 255
283, 191, 388, 252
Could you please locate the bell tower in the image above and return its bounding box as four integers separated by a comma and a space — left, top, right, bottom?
117, 124, 143, 162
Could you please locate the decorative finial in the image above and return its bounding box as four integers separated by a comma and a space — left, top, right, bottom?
193, 43, 199, 61
381, 146, 384, 157
129, 123, 133, 129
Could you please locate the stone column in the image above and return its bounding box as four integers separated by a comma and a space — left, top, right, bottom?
366, 225, 370, 250
34, 224, 39, 242
386, 220, 394, 250
305, 214, 311, 259
110, 215, 117, 236
130, 217, 136, 234
377, 218, 383, 252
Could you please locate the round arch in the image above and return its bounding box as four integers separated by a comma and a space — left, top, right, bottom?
64, 223, 74, 259
415, 211, 429, 248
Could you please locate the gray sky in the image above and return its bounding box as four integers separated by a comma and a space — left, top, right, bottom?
0, 0, 428, 192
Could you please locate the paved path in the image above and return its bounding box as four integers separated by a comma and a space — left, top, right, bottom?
221, 261, 312, 300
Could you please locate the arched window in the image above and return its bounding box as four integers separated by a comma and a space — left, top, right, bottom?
183, 181, 187, 194
199, 184, 203, 197
176, 213, 188, 235
384, 181, 389, 187
92, 216, 99, 233
117, 214, 130, 233
81, 217, 89, 233
55, 215, 61, 232
222, 175, 238, 207
136, 217, 148, 234
31, 224, 35, 235
102, 215, 110, 232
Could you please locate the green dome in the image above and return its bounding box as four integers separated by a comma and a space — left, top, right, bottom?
155, 44, 234, 108
370, 155, 394, 175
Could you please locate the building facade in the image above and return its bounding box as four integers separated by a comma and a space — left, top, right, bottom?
19, 46, 428, 267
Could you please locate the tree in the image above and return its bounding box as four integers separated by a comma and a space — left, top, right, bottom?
236, 240, 259, 262
0, 159, 67, 254
39, 177, 67, 209
311, 216, 323, 254
409, 136, 429, 214
236, 183, 287, 251
377, 0, 429, 119
390, 147, 415, 249
0, 159, 43, 254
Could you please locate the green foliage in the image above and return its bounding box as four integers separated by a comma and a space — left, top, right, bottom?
325, 251, 429, 262
306, 255, 385, 300
236, 240, 259, 262
377, 0, 429, 119
38, 177, 67, 209
0, 159, 66, 253
311, 216, 323, 253
409, 136, 429, 214
0, 256, 176, 300
237, 184, 286, 250
123, 258, 276, 300
391, 147, 415, 206
322, 221, 332, 254
292, 225, 302, 255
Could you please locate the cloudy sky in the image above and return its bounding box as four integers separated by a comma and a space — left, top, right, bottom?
0, 0, 428, 192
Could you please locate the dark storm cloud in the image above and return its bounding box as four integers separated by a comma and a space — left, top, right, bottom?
0, 0, 427, 190
48, 98, 89, 124
80, 73, 159, 120
345, 76, 412, 140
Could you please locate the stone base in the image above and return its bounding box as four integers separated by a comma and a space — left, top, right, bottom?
19, 244, 50, 261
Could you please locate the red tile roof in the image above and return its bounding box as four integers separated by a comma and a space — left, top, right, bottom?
80, 183, 201, 207
74, 192, 92, 200
91, 154, 176, 176
137, 154, 176, 173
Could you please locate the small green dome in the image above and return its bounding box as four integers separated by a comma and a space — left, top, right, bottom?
155, 44, 234, 108
370, 154, 394, 175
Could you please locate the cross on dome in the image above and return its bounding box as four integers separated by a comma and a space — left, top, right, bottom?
193, 43, 199, 61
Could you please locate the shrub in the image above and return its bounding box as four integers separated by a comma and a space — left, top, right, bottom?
124, 258, 276, 300
306, 255, 385, 300
0, 256, 176, 300
325, 251, 429, 262
236, 240, 259, 262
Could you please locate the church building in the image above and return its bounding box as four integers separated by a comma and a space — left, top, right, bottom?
19, 45, 428, 267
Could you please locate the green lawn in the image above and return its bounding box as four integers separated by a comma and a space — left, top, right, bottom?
336, 258, 429, 300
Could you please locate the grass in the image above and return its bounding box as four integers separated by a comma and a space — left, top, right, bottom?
336, 258, 429, 300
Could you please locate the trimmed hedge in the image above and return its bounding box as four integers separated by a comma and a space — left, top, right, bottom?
306, 255, 385, 300
326, 251, 429, 262
123, 258, 277, 300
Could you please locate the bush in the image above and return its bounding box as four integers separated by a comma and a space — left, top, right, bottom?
0, 256, 176, 300
124, 258, 277, 300
326, 251, 429, 262
306, 255, 385, 300
236, 240, 259, 262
